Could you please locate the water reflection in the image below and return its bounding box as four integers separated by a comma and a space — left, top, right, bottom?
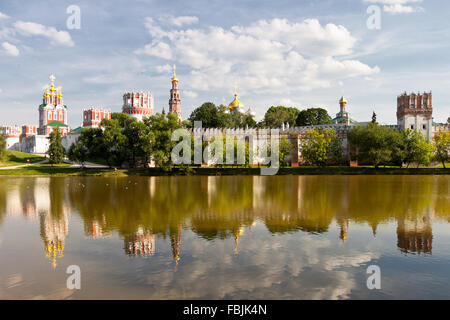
0, 176, 448, 261
0, 175, 449, 299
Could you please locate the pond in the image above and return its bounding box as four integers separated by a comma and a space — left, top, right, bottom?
0, 175, 449, 299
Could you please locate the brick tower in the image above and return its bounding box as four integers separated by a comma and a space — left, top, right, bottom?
168, 64, 182, 122
122, 91, 153, 121
397, 91, 432, 141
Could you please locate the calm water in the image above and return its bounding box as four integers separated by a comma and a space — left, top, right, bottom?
0, 175, 449, 299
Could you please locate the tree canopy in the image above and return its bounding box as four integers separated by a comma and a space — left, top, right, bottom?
433, 130, 450, 168
188, 102, 256, 128
348, 123, 433, 168
296, 108, 332, 127
0, 134, 6, 162
263, 106, 300, 128
300, 128, 343, 167
48, 130, 65, 164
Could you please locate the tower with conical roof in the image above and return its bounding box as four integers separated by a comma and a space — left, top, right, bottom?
168, 64, 182, 122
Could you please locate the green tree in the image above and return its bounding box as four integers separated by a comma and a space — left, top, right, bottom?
68, 142, 88, 167
348, 123, 403, 168
415, 139, 433, 167
296, 108, 332, 127
101, 116, 128, 167
371, 111, 377, 124
0, 133, 6, 162
144, 112, 181, 169
401, 129, 431, 167
300, 128, 342, 167
264, 106, 300, 128
433, 130, 450, 168
47, 130, 65, 164
188, 102, 221, 128
279, 137, 292, 167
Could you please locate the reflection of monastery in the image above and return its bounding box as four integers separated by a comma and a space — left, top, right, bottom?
3, 178, 71, 268
397, 210, 433, 255
124, 227, 155, 257
0, 176, 446, 269
2, 70, 448, 162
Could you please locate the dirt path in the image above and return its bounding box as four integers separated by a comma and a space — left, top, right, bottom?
0, 159, 49, 170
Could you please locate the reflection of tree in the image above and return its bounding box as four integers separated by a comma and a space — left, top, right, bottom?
0, 175, 448, 259
67, 177, 198, 238
263, 176, 338, 234
0, 179, 7, 225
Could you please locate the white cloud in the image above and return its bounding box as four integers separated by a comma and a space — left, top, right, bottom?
13, 21, 74, 47
164, 15, 199, 27
0, 12, 9, 20
155, 64, 172, 73
364, 0, 424, 14
2, 41, 19, 56
138, 17, 379, 94
183, 90, 198, 98
135, 40, 172, 59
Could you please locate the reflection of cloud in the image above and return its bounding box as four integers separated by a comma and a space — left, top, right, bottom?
6, 273, 22, 288
139, 228, 379, 299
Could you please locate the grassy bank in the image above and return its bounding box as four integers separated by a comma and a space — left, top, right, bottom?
0, 165, 449, 176
0, 151, 46, 167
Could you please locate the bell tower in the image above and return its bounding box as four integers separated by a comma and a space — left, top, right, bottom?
168, 64, 182, 121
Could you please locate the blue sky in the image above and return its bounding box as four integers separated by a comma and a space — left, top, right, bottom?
1, 0, 449, 126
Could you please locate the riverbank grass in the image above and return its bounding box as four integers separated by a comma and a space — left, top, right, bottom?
0, 165, 448, 176
0, 151, 46, 167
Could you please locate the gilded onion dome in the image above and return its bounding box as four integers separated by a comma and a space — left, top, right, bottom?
171, 64, 178, 83
228, 93, 245, 112
339, 96, 347, 105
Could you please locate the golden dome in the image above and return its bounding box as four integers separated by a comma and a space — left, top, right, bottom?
171, 64, 178, 82
339, 96, 347, 105
228, 94, 245, 111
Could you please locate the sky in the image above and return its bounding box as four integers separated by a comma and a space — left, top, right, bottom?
1, 0, 450, 127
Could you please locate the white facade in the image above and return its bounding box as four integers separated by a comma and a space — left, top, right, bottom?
398, 115, 433, 142
5, 137, 20, 150
61, 132, 81, 152
20, 135, 50, 154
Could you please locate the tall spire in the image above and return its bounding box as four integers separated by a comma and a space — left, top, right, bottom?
49, 74, 56, 93
171, 64, 178, 83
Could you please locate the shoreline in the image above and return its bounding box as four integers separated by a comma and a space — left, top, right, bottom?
0, 166, 448, 177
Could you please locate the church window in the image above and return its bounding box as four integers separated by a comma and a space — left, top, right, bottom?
410, 125, 414, 129
48, 112, 52, 120
423, 124, 426, 130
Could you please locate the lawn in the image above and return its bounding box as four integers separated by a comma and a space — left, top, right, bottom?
0, 150, 46, 167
